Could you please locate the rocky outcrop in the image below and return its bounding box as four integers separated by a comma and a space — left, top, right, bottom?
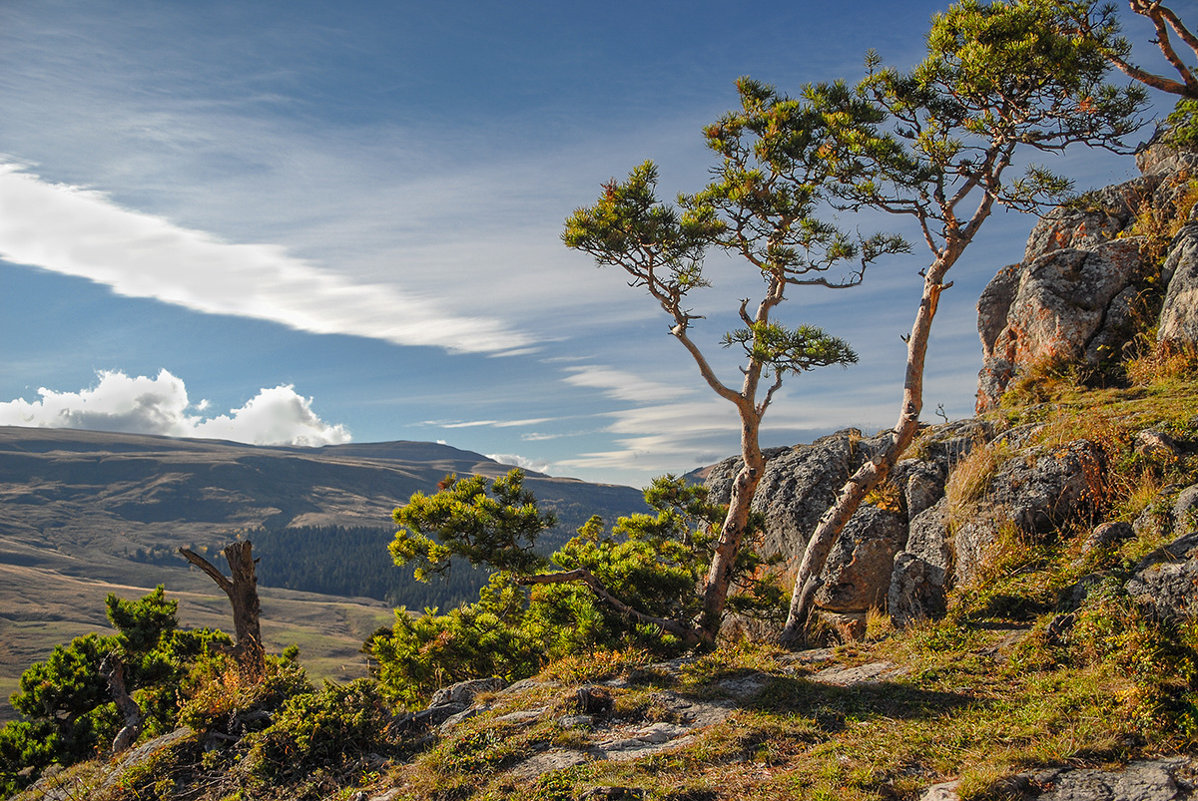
920, 756, 1198, 800
702, 416, 1121, 634
813, 505, 908, 637
976, 139, 1198, 411
702, 429, 884, 562
953, 439, 1105, 585
704, 414, 1121, 634
889, 497, 952, 626
705, 423, 1007, 636
704, 429, 906, 635
1158, 224, 1198, 346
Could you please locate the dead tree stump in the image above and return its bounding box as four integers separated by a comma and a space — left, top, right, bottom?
179, 541, 265, 676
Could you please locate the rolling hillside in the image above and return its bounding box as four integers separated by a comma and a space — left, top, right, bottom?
0, 426, 647, 719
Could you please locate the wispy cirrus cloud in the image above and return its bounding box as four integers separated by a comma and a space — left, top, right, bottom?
561, 365, 691, 404
551, 361, 899, 476
0, 369, 350, 447
0, 164, 534, 356
428, 416, 558, 430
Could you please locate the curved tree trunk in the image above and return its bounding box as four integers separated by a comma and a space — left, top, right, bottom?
697, 406, 766, 643
778, 257, 954, 646
179, 541, 265, 676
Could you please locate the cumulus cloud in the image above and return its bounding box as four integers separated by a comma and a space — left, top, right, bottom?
0, 164, 533, 355
0, 369, 351, 447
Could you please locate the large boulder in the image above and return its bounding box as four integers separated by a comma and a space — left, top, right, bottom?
976, 239, 1147, 412
918, 756, 1198, 800
1126, 531, 1198, 621
703, 429, 889, 563
813, 505, 908, 615
1156, 224, 1198, 347
976, 138, 1198, 412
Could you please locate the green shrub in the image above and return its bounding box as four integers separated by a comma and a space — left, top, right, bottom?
243, 678, 396, 784
1071, 579, 1198, 741
1167, 98, 1198, 149
0, 586, 229, 794
176, 654, 311, 735
374, 472, 780, 705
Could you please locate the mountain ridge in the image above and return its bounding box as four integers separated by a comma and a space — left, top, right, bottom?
0, 425, 648, 721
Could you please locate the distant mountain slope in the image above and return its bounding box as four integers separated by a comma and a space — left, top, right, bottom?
0, 426, 644, 545
0, 426, 647, 720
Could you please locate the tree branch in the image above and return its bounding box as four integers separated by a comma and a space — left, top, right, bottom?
518, 569, 696, 643
178, 548, 234, 596
671, 324, 744, 406
1135, 1, 1198, 95
1157, 3, 1198, 58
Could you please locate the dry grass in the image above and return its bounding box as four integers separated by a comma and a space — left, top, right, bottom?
1122, 175, 1198, 265
1125, 342, 1198, 388
944, 441, 1006, 531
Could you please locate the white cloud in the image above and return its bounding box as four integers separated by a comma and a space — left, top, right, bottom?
0, 369, 351, 447
521, 432, 564, 442
549, 359, 900, 477
485, 453, 551, 475
0, 164, 533, 355
428, 416, 559, 430
562, 366, 692, 404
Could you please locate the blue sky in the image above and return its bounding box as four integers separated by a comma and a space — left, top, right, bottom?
0, 1, 1186, 487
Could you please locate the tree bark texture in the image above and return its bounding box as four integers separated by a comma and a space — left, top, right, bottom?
179, 541, 265, 675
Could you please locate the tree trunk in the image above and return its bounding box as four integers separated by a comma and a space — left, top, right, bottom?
778, 258, 953, 646
179, 541, 265, 676
697, 408, 766, 643
99, 653, 142, 754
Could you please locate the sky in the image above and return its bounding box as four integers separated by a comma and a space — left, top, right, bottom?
0, 1, 1189, 488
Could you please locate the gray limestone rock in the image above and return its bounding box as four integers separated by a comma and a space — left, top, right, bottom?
1008, 240, 1145, 363
704, 432, 859, 563
889, 497, 953, 627
1085, 285, 1141, 367
1081, 521, 1134, 555
1126, 531, 1198, 620
1022, 201, 1128, 263
978, 264, 1022, 354
1173, 483, 1198, 531
916, 756, 1198, 801
1031, 756, 1196, 800
427, 677, 505, 709
953, 440, 1105, 585
888, 551, 948, 627
1158, 225, 1198, 348
974, 140, 1198, 413
814, 505, 908, 614
906, 497, 953, 571
894, 458, 949, 520
704, 428, 896, 565
987, 440, 1106, 535
1135, 429, 1181, 464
